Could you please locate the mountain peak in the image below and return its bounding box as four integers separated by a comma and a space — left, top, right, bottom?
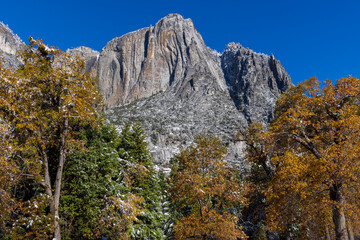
154, 13, 195, 34
0, 22, 23, 68
0, 22, 23, 55
159, 13, 192, 24
98, 13, 226, 106
164, 13, 185, 20
0, 16, 293, 170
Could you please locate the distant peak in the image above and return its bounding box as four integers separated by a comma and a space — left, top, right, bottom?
0, 21, 23, 45
158, 13, 193, 26
0, 21, 24, 56
165, 13, 184, 19
225, 42, 245, 50
154, 13, 195, 35
68, 46, 99, 54
224, 42, 268, 58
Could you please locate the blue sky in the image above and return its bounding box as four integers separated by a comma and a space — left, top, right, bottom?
1, 0, 359, 85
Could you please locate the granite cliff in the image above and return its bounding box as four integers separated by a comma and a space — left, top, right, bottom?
66, 46, 100, 78
222, 42, 291, 123
97, 14, 226, 107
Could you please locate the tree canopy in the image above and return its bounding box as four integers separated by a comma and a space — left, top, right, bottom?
0, 38, 102, 239
244, 76, 360, 240
170, 135, 248, 240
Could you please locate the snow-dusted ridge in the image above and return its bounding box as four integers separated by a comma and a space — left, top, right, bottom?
0, 21, 24, 55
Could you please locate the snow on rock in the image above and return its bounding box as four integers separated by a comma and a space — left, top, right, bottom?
0, 22, 23, 68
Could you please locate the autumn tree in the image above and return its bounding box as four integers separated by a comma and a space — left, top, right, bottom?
238, 122, 274, 239
245, 77, 360, 240
0, 38, 101, 239
0, 57, 49, 239
169, 135, 248, 240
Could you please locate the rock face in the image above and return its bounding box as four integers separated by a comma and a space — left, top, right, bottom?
222, 43, 291, 124
97, 14, 226, 107
96, 14, 292, 170
106, 86, 247, 170
0, 22, 23, 68
66, 46, 100, 78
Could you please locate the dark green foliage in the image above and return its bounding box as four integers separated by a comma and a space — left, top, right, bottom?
60, 121, 165, 239
60, 121, 127, 239
252, 223, 267, 240
119, 122, 165, 239
158, 170, 172, 231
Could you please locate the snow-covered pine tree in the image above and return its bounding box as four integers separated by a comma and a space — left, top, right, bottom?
119, 122, 165, 239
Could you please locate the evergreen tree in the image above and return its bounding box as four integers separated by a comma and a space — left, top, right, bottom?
60, 121, 137, 239
119, 122, 165, 240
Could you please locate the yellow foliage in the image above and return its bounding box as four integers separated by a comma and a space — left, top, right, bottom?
245, 76, 360, 238
0, 38, 102, 238
170, 135, 248, 239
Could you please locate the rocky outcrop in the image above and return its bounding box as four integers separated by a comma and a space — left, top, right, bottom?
222, 43, 292, 124
0, 22, 23, 68
106, 86, 248, 171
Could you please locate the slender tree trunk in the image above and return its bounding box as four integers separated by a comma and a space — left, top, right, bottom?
53, 117, 69, 240
330, 183, 349, 240
347, 220, 355, 240
41, 148, 53, 199
325, 225, 331, 240
41, 147, 57, 231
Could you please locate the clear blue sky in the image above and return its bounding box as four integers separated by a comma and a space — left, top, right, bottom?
1, 0, 359, 85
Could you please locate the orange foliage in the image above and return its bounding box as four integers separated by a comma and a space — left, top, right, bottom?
245, 76, 360, 239
170, 135, 248, 239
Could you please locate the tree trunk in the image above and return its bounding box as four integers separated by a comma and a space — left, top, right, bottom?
40, 147, 53, 199
347, 220, 355, 240
325, 225, 331, 240
53, 117, 69, 240
330, 183, 349, 240
41, 147, 57, 235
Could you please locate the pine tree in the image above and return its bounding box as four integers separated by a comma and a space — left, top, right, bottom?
60, 121, 140, 239
118, 122, 165, 239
